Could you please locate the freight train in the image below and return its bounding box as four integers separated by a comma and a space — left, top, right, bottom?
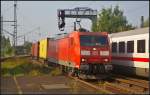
31, 29, 113, 79
109, 27, 149, 78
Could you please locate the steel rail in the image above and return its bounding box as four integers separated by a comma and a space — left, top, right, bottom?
115, 78, 149, 92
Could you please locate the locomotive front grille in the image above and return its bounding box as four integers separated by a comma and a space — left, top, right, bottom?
90, 64, 105, 74
91, 51, 98, 56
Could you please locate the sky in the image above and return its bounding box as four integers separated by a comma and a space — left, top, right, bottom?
1, 1, 149, 45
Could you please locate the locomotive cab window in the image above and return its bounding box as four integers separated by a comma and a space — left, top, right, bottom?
80, 35, 108, 46
127, 41, 134, 53
119, 41, 125, 53
137, 40, 145, 53
112, 42, 117, 53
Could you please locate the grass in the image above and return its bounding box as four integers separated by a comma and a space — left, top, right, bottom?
50, 67, 62, 76
1, 57, 62, 77
1, 58, 28, 69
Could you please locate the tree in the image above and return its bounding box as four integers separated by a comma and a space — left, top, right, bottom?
92, 5, 135, 33
1, 35, 13, 57
91, 21, 98, 32
5, 37, 13, 55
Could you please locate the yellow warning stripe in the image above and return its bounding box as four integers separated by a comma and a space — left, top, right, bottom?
13, 76, 23, 94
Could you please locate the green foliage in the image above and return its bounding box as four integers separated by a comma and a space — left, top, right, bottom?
91, 21, 98, 32
144, 17, 149, 27
1, 36, 14, 57
50, 67, 62, 76
1, 57, 55, 76
92, 5, 135, 33
24, 41, 32, 54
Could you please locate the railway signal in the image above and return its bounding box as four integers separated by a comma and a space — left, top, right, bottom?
57, 7, 97, 31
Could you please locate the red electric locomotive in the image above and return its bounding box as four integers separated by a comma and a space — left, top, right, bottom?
47, 29, 113, 79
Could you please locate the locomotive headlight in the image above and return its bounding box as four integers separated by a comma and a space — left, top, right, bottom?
104, 58, 108, 62
81, 50, 90, 55
81, 58, 86, 62
100, 51, 109, 56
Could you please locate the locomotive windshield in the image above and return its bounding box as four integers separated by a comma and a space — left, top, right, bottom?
80, 35, 108, 46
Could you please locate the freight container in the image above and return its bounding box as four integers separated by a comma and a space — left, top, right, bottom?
39, 38, 50, 59
31, 42, 39, 59
31, 43, 35, 57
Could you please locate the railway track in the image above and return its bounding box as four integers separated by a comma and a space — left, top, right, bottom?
68, 76, 113, 94
112, 75, 149, 93
69, 76, 141, 94
114, 78, 148, 92
30, 59, 150, 94
67, 73, 149, 94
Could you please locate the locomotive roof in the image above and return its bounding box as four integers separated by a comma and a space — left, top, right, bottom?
109, 27, 149, 38
53, 33, 69, 40
53, 31, 108, 40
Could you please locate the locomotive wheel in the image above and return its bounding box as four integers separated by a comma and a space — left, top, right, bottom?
77, 70, 82, 79
68, 67, 75, 76
74, 69, 79, 77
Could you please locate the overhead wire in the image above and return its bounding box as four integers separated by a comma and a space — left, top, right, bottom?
14, 3, 41, 42
1, 1, 37, 44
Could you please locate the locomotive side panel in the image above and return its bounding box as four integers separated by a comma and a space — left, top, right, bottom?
55, 32, 81, 68
57, 37, 70, 66
67, 32, 81, 68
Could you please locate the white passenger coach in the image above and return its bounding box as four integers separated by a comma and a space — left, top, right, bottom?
109, 27, 149, 78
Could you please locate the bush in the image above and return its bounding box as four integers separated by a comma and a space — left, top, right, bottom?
1, 57, 62, 76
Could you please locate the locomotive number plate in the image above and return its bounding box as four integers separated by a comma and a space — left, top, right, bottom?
92, 51, 98, 55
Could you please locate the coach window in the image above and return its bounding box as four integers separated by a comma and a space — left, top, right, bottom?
119, 41, 125, 53
112, 42, 117, 53
137, 40, 145, 53
127, 41, 134, 53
